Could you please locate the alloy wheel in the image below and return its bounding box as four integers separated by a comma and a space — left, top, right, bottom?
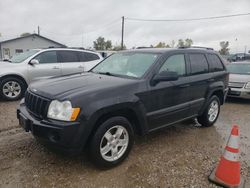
100, 125, 129, 162
2, 81, 21, 98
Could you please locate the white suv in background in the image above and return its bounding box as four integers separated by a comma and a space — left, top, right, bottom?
0, 48, 103, 100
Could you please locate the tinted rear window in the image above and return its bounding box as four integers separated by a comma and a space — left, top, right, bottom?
207, 54, 224, 72
85, 52, 100, 61
78, 52, 100, 62
189, 54, 209, 75
58, 51, 79, 62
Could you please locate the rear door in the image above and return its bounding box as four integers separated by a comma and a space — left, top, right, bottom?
187, 53, 213, 114
58, 50, 84, 75
28, 51, 61, 82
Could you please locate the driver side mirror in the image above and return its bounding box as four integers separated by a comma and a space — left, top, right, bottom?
151, 71, 179, 86
29, 59, 39, 65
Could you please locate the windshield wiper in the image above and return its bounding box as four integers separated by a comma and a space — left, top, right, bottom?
3, 59, 11, 62
95, 71, 116, 76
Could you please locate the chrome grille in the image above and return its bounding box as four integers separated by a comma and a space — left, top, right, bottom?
228, 82, 245, 88
25, 90, 50, 118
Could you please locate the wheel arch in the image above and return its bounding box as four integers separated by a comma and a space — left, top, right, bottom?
0, 74, 28, 88
199, 88, 224, 116
211, 89, 224, 105
85, 105, 147, 146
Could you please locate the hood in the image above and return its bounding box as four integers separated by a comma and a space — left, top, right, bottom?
29, 73, 138, 99
229, 73, 250, 83
0, 61, 23, 70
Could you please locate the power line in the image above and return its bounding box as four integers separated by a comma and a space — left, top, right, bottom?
84, 18, 120, 34
125, 12, 250, 22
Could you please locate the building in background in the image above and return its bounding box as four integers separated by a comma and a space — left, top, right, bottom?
0, 34, 66, 60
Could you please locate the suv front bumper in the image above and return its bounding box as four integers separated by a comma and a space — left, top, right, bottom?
227, 87, 250, 99
17, 100, 84, 153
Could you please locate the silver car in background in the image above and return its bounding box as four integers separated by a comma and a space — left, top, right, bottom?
227, 61, 250, 99
0, 48, 103, 100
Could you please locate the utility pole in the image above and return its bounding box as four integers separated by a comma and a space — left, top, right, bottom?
121, 16, 124, 50
38, 26, 40, 35
82, 34, 84, 48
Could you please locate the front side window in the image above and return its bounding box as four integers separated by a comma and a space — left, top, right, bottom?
92, 52, 159, 78
189, 54, 209, 75
34, 51, 58, 64
159, 54, 186, 76
207, 54, 224, 72
58, 51, 79, 63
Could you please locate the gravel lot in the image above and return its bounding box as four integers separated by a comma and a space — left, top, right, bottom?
0, 98, 249, 187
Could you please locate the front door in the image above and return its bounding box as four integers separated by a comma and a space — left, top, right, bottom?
147, 53, 192, 130
28, 51, 61, 83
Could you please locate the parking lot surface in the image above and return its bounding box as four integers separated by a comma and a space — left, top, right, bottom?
0, 99, 249, 187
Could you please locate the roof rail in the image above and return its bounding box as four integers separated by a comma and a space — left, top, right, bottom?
178, 46, 214, 50
47, 46, 66, 49
136, 47, 153, 49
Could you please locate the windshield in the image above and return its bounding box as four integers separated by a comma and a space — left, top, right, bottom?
227, 64, 250, 75
9, 50, 40, 63
92, 52, 159, 78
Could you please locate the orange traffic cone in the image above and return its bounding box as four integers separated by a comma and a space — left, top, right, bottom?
209, 125, 245, 188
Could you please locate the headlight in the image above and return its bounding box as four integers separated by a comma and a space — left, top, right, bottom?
47, 100, 80, 121
245, 82, 250, 89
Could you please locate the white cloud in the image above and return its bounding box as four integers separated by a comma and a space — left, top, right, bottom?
0, 0, 249, 53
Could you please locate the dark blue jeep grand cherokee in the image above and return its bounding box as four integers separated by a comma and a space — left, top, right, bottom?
17, 47, 228, 168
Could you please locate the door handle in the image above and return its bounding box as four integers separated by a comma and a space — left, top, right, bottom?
53, 66, 60, 69
179, 84, 190, 88
78, 65, 84, 68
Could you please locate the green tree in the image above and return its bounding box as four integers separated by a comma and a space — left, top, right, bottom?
155, 42, 166, 48
154, 42, 170, 48
184, 38, 193, 47
113, 44, 126, 51
177, 38, 193, 47
219, 41, 230, 55
177, 39, 185, 47
93, 37, 113, 50
20, 32, 31, 37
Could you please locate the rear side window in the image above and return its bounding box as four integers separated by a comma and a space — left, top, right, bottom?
78, 52, 100, 62
189, 54, 209, 75
58, 51, 79, 63
159, 54, 186, 76
85, 52, 100, 61
78, 52, 87, 62
207, 54, 224, 72
34, 51, 58, 64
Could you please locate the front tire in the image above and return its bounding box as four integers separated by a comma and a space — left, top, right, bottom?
89, 116, 134, 168
197, 96, 220, 127
0, 77, 26, 101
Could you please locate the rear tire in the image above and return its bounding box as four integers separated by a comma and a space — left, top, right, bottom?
0, 77, 26, 101
197, 96, 220, 127
89, 116, 134, 168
